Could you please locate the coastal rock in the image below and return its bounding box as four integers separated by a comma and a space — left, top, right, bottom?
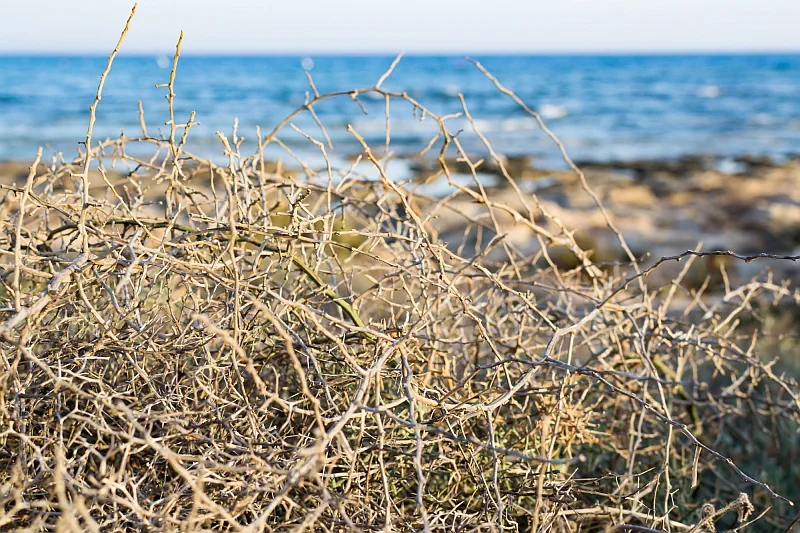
0, 161, 47, 186
606, 184, 658, 208
693, 171, 729, 191
577, 155, 715, 182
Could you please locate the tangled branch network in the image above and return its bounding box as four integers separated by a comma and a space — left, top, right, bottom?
2, 5, 800, 533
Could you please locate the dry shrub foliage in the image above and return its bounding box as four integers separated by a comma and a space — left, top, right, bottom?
1, 6, 800, 533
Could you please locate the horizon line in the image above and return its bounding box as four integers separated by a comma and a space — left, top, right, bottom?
3, 49, 800, 57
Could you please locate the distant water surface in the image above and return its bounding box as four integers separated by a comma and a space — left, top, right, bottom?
2, 54, 800, 166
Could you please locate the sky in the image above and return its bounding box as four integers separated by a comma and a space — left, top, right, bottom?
1, 0, 800, 54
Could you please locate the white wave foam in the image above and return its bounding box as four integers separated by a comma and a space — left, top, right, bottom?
442, 84, 461, 97
698, 85, 720, 98
539, 104, 568, 119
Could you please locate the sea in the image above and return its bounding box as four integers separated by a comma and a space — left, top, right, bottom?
2, 54, 800, 168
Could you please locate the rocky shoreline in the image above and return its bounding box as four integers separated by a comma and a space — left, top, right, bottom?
414, 152, 800, 286
4, 152, 800, 286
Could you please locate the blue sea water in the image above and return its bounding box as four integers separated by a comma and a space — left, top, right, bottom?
2, 54, 800, 167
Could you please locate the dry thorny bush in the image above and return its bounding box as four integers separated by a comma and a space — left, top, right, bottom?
2, 6, 800, 533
